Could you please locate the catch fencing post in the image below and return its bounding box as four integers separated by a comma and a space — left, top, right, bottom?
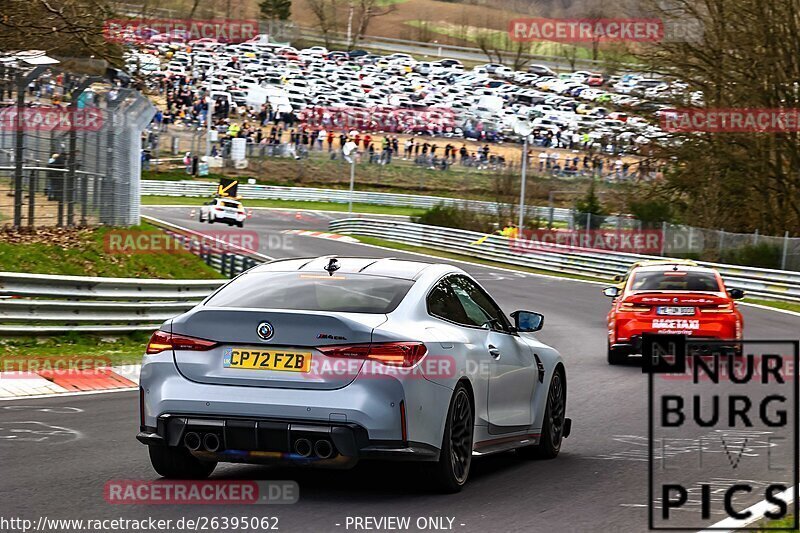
782, 231, 789, 270
348, 158, 355, 215
66, 110, 78, 226
80, 132, 88, 225
13, 73, 25, 227
12, 65, 47, 227
27, 168, 36, 227
660, 221, 667, 256
68, 77, 103, 226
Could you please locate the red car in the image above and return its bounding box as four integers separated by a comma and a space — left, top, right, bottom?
587, 74, 605, 86
604, 263, 744, 364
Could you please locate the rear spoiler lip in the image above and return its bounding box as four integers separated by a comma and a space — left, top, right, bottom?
627, 291, 726, 297
625, 292, 729, 303
169, 308, 389, 345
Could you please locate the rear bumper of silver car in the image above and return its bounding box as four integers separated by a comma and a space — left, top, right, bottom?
138, 413, 439, 465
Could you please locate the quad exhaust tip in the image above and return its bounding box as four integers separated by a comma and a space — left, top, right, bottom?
184, 432, 201, 451
314, 439, 333, 459
203, 433, 221, 452
294, 438, 312, 457
187, 433, 333, 457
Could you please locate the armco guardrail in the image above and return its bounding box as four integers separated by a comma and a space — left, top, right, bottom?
0, 218, 272, 334
293, 26, 640, 71
0, 272, 224, 334
142, 215, 273, 276
328, 218, 800, 303
141, 180, 577, 222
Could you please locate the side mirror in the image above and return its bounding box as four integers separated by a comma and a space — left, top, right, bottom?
511, 310, 544, 332
613, 274, 622, 282
603, 286, 621, 298
728, 288, 745, 300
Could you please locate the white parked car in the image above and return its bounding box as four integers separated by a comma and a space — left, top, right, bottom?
300, 46, 329, 56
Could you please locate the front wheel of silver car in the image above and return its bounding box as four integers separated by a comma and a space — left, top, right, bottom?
429, 383, 474, 493
148, 445, 217, 479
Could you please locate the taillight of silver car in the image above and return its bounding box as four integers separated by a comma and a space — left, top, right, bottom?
145, 330, 218, 354
317, 342, 428, 367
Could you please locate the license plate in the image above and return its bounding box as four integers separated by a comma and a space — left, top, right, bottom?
656, 306, 695, 316
223, 348, 311, 372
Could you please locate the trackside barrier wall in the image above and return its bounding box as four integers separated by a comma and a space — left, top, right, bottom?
328, 218, 800, 303
141, 180, 800, 270
0, 218, 272, 334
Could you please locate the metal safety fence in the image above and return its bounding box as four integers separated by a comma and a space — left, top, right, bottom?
142, 179, 800, 270
2, 215, 797, 334
141, 179, 578, 222
0, 217, 271, 334
0, 272, 222, 334
0, 60, 155, 227
328, 218, 800, 303
142, 215, 272, 276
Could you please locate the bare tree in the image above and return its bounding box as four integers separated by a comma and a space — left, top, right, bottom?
475, 30, 504, 64
0, 0, 121, 63
306, 0, 340, 48
350, 0, 396, 48
635, 0, 800, 233
556, 43, 578, 71
477, 30, 530, 70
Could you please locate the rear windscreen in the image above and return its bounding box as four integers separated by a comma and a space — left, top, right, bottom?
205, 272, 414, 313
221, 201, 240, 208
630, 271, 721, 292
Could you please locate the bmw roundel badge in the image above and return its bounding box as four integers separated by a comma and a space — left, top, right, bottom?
257, 321, 274, 341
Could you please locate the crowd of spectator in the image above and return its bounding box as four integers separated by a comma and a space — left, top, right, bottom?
145, 73, 658, 181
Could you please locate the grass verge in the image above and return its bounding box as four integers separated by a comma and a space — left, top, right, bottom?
0, 223, 224, 279
0, 332, 151, 367
353, 235, 607, 283
754, 513, 798, 531
353, 236, 800, 314
142, 195, 426, 217
142, 156, 603, 205
743, 298, 800, 314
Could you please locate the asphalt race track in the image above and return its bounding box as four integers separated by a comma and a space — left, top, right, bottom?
1, 205, 798, 533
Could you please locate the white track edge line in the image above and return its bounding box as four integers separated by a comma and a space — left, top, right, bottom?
0, 387, 138, 401
698, 484, 796, 532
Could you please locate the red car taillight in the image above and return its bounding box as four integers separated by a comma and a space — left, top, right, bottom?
145, 330, 218, 354
618, 301, 650, 312
317, 342, 428, 367
700, 303, 735, 314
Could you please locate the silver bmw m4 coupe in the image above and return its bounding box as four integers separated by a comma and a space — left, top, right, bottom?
137, 256, 570, 492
